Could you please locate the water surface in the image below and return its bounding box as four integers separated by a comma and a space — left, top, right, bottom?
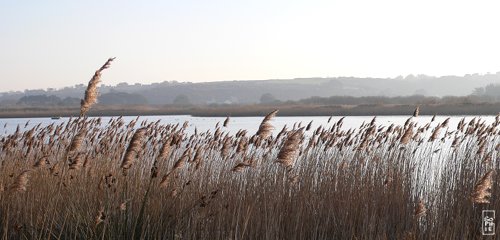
0, 115, 495, 136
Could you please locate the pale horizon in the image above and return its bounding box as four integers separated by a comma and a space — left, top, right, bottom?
5, 70, 500, 93
2, 0, 500, 92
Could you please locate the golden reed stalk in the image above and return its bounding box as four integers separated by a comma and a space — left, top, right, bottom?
80, 57, 115, 116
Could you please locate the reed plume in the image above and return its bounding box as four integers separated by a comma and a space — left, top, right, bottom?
191, 147, 202, 164
236, 137, 248, 154
306, 120, 313, 131
159, 138, 172, 160
80, 57, 116, 116
256, 109, 278, 139
172, 149, 189, 171
413, 106, 420, 117
68, 128, 86, 153
232, 162, 251, 172
69, 153, 85, 170
33, 156, 49, 168
9, 170, 30, 193
121, 128, 147, 172
276, 128, 303, 168
472, 170, 494, 204
441, 117, 450, 128
429, 125, 442, 142
400, 123, 414, 144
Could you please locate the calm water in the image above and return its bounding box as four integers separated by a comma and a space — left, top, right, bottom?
0, 115, 496, 136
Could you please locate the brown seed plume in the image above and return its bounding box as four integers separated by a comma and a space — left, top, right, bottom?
256, 109, 279, 139
121, 128, 147, 172
232, 162, 251, 172
80, 57, 115, 116
223, 116, 230, 127
191, 147, 203, 164
441, 117, 450, 128
413, 106, 420, 117
400, 124, 414, 144
68, 128, 86, 153
159, 138, 173, 160
69, 153, 85, 170
9, 170, 30, 193
172, 150, 190, 171
236, 137, 248, 154
472, 170, 494, 204
33, 156, 50, 168
276, 128, 303, 168
428, 125, 442, 142
306, 121, 313, 131
50, 161, 62, 176
221, 138, 231, 158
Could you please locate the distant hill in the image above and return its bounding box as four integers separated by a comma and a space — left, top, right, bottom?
1, 73, 500, 106
16, 95, 80, 107
99, 91, 149, 105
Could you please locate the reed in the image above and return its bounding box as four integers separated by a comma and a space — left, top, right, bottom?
472, 170, 494, 204
121, 127, 147, 173
0, 111, 500, 239
8, 170, 30, 193
255, 109, 278, 139
80, 57, 115, 116
0, 109, 498, 239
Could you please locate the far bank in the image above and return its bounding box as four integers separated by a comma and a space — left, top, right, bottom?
0, 103, 498, 118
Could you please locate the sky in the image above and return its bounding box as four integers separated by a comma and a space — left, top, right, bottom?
1, 0, 500, 91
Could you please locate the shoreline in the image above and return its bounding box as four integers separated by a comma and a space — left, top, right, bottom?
0, 103, 498, 118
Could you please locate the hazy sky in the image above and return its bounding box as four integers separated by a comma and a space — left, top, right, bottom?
2, 0, 500, 91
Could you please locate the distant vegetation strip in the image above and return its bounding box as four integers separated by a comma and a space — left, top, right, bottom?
0, 102, 498, 118
3, 74, 500, 105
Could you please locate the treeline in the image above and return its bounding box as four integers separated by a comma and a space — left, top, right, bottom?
7, 92, 500, 108
17, 95, 80, 107
2, 73, 500, 105
294, 94, 499, 106
5, 84, 500, 108
12, 91, 148, 107
473, 83, 500, 101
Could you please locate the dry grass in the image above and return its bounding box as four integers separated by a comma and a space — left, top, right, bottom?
0, 110, 498, 239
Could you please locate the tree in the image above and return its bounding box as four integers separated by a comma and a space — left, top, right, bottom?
173, 94, 191, 105
99, 92, 148, 105
17, 95, 62, 106
260, 93, 277, 104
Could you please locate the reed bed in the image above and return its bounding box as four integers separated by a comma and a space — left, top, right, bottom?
0, 112, 498, 239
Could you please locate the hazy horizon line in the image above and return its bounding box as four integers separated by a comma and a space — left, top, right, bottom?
4, 70, 500, 93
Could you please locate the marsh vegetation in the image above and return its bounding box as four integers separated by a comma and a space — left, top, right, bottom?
0, 111, 498, 239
